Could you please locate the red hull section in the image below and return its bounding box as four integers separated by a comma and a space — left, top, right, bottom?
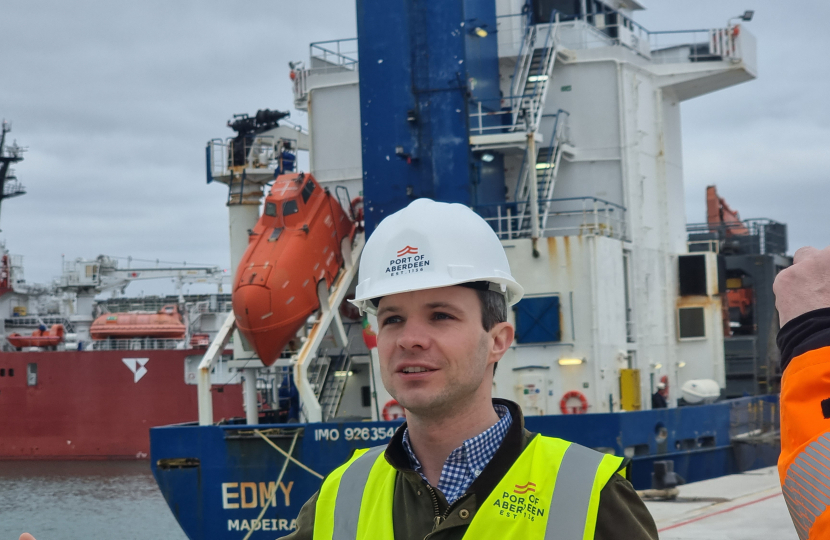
0, 349, 244, 459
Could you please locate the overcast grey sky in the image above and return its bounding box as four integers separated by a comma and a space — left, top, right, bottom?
1, 0, 827, 297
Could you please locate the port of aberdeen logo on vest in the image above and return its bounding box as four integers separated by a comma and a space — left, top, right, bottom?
492, 482, 546, 522
385, 246, 430, 277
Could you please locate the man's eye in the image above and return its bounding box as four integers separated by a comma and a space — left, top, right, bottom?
381, 315, 402, 326
432, 312, 454, 321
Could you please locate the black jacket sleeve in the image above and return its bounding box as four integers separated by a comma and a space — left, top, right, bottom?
778, 307, 830, 371
281, 491, 317, 540
594, 473, 659, 540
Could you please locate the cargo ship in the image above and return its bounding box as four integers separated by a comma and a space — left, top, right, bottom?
148, 1, 784, 538
0, 121, 249, 459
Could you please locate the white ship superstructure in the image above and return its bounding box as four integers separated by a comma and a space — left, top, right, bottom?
286, 0, 757, 415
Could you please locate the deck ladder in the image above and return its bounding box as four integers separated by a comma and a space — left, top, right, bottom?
510, 13, 562, 133
514, 110, 569, 236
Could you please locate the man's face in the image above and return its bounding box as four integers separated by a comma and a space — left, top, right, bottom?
375, 286, 503, 416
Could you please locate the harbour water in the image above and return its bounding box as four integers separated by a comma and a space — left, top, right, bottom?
0, 461, 186, 540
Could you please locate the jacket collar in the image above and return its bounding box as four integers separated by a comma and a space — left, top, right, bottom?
384, 398, 529, 502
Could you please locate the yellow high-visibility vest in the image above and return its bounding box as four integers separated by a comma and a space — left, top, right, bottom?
313, 434, 625, 540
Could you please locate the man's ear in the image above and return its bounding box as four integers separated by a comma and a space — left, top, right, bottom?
489, 322, 514, 362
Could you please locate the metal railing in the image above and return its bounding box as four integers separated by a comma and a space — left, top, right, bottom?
474, 196, 627, 241
509, 22, 538, 121
512, 110, 569, 227
2, 177, 25, 197
687, 218, 787, 255
293, 38, 359, 107
97, 294, 233, 315
729, 395, 780, 439
4, 316, 74, 332
292, 70, 308, 107
649, 27, 741, 63
469, 97, 522, 135
537, 111, 569, 228
310, 38, 358, 68
207, 134, 302, 180
497, 6, 745, 64
91, 338, 184, 351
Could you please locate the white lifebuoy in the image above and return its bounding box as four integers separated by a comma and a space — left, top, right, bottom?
382, 399, 406, 421
560, 391, 589, 414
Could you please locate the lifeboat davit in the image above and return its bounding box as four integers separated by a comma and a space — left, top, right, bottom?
90, 304, 186, 340
7, 324, 65, 349
233, 172, 356, 366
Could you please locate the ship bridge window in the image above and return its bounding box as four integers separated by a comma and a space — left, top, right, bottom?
678, 307, 706, 339
282, 199, 299, 216
264, 202, 277, 217
301, 181, 316, 204
532, 0, 581, 22
679, 254, 707, 296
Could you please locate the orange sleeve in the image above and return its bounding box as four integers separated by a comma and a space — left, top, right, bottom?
779, 346, 830, 540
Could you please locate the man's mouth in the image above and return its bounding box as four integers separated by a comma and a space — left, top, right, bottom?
401, 366, 432, 374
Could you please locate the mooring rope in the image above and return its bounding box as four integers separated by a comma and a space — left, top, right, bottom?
242, 430, 300, 540
254, 428, 324, 479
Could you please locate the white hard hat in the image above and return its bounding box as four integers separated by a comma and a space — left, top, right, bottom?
351, 198, 524, 315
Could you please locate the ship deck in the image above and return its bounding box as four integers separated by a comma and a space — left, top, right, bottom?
645, 466, 796, 539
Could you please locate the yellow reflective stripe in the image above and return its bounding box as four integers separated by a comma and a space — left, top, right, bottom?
313, 448, 370, 540
615, 458, 630, 480
581, 453, 625, 540
355, 453, 397, 540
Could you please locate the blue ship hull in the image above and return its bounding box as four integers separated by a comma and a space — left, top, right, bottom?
150, 395, 779, 539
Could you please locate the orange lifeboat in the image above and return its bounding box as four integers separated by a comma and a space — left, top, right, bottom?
233, 172, 356, 366
90, 304, 186, 340
7, 324, 65, 349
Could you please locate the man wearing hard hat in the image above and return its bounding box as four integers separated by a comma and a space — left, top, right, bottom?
285, 199, 658, 539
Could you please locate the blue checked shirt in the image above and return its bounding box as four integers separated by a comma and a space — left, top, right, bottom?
402, 404, 512, 504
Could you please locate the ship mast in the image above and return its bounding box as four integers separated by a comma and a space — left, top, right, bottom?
0, 120, 27, 228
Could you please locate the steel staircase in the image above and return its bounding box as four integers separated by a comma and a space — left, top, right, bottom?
306, 354, 331, 398
317, 351, 352, 421
510, 15, 561, 133
514, 111, 569, 236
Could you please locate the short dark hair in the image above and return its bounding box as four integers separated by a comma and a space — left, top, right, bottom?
476, 288, 507, 331
475, 288, 507, 376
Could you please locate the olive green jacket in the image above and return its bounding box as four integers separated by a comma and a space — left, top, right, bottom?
284, 399, 658, 540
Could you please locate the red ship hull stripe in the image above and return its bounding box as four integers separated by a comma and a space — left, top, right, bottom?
0, 349, 245, 460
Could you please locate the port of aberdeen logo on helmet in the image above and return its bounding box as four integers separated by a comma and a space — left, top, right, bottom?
385, 246, 430, 277
492, 481, 546, 522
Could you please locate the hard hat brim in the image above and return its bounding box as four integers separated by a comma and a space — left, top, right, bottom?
350, 275, 524, 316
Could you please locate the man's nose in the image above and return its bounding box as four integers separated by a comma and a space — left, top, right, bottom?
396, 317, 431, 350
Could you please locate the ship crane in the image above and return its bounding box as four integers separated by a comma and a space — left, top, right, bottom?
56, 255, 228, 343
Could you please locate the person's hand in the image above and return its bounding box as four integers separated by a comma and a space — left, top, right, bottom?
20, 534, 36, 540
773, 246, 830, 326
